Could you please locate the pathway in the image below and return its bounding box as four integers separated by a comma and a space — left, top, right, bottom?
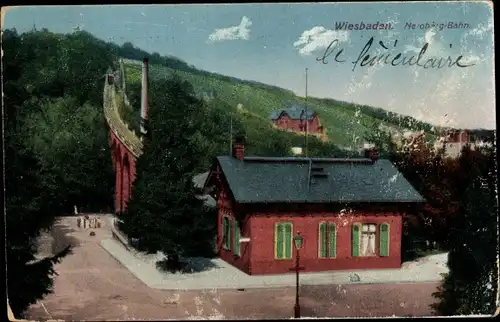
24, 216, 440, 320
101, 233, 448, 290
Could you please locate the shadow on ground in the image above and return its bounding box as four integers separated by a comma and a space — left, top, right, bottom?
51, 220, 80, 254
156, 256, 220, 274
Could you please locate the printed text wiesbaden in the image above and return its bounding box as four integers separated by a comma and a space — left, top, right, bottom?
335, 22, 393, 31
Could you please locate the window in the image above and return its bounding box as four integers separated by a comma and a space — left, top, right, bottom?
275, 222, 293, 259
360, 224, 377, 256
318, 222, 336, 258
379, 223, 390, 256
234, 219, 241, 256
222, 216, 231, 250
352, 223, 391, 257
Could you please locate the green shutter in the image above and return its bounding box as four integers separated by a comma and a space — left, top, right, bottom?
226, 218, 231, 249
319, 223, 327, 258
329, 223, 336, 258
222, 217, 229, 249
234, 220, 241, 256
352, 224, 360, 257
284, 223, 292, 259
276, 223, 284, 259
379, 223, 390, 257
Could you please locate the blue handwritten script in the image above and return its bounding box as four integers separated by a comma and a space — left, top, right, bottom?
316, 37, 476, 72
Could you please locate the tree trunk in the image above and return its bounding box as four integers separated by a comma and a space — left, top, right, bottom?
167, 253, 182, 271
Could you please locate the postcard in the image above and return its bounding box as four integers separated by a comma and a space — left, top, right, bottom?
2, 2, 497, 320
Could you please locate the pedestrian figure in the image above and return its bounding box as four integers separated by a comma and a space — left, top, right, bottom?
74, 205, 78, 215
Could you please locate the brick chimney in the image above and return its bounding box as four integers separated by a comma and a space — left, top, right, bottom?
364, 148, 379, 161
140, 57, 149, 135
232, 135, 245, 161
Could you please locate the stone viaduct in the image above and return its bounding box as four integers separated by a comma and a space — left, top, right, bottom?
103, 58, 149, 215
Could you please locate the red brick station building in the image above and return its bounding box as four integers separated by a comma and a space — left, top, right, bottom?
203, 140, 425, 275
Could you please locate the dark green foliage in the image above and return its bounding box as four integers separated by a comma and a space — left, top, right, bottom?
124, 77, 356, 171
119, 76, 216, 267
119, 45, 437, 148
126, 81, 142, 110
7, 246, 73, 316
22, 96, 114, 213
13, 29, 115, 107
366, 125, 498, 315
4, 28, 115, 316
432, 145, 498, 315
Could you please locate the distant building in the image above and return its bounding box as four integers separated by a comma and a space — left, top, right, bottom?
106, 68, 115, 85
197, 88, 216, 102
269, 102, 324, 136
434, 130, 477, 158
203, 138, 425, 275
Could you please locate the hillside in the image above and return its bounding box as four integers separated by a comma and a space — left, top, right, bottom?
121, 58, 439, 150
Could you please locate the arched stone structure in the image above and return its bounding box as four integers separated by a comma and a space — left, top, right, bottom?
113, 139, 123, 214
104, 59, 146, 216
121, 153, 131, 212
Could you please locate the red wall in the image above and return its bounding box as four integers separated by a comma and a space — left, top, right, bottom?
215, 167, 252, 274
248, 211, 403, 275
273, 114, 322, 134
109, 130, 137, 215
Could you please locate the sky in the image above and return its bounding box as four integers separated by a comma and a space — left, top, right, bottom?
3, 2, 495, 129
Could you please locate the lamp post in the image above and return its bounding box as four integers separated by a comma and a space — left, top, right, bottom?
293, 232, 304, 319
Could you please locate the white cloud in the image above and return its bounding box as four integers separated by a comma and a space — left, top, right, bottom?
404, 18, 493, 66
207, 16, 252, 43
293, 26, 349, 56
463, 16, 493, 41
404, 27, 443, 55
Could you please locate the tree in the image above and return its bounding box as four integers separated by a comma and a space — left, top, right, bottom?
22, 96, 114, 213
364, 126, 459, 256
3, 29, 72, 316
3, 27, 115, 316
118, 76, 216, 271
432, 145, 498, 315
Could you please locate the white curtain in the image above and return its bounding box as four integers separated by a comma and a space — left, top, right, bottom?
362, 224, 376, 256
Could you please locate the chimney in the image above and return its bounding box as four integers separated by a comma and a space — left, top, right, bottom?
140, 57, 149, 135
364, 148, 379, 161
232, 135, 245, 161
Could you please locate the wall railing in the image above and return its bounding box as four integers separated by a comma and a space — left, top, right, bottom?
103, 81, 143, 158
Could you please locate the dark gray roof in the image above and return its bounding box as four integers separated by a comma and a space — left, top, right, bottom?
214, 156, 425, 204
269, 102, 316, 121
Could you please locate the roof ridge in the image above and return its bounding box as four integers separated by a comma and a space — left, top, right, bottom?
241, 156, 376, 164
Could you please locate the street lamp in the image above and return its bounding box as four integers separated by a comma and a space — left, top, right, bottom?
293, 232, 304, 319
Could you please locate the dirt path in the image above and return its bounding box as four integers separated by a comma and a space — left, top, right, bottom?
25, 216, 439, 320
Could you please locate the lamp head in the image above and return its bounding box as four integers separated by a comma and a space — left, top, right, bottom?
293, 232, 304, 250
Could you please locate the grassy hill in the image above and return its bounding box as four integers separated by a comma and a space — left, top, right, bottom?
121, 59, 439, 150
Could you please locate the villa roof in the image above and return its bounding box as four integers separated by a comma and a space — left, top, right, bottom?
269, 102, 316, 121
